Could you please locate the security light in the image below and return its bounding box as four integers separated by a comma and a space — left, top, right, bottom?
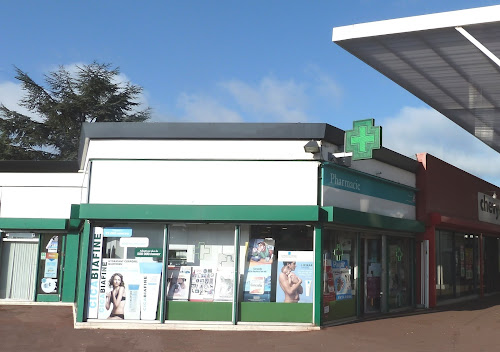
303, 140, 320, 154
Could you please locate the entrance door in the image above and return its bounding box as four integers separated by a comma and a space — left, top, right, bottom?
364, 238, 381, 313
0, 237, 39, 300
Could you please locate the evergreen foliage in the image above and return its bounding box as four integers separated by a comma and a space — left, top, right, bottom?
0, 62, 151, 160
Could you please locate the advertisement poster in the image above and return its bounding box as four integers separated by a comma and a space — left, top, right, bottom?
87, 227, 103, 319
276, 251, 314, 303
40, 278, 57, 293
243, 238, 274, 302
323, 256, 336, 316
332, 260, 352, 300
190, 267, 216, 301
139, 262, 163, 320
98, 259, 142, 320
44, 252, 58, 278
46, 235, 59, 253
214, 268, 235, 302
166, 266, 192, 300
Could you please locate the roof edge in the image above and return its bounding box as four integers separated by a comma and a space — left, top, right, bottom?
332, 5, 500, 42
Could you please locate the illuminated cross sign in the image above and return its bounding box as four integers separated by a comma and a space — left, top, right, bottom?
345, 119, 382, 161
396, 247, 403, 262
333, 243, 343, 261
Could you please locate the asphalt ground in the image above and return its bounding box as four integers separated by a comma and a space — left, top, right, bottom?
1, 295, 500, 352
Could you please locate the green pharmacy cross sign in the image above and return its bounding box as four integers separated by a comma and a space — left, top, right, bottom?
395, 247, 403, 262
345, 119, 382, 161
333, 243, 343, 261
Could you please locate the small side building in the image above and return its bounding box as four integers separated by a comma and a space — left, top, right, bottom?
416, 153, 500, 308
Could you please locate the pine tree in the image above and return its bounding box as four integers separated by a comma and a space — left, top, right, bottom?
0, 62, 150, 160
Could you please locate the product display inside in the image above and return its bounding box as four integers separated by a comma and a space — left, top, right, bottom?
87, 223, 164, 321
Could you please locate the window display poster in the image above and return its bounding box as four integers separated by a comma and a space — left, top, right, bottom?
44, 252, 58, 278
139, 262, 163, 320
88, 227, 103, 319
98, 259, 142, 320
332, 260, 352, 300
243, 238, 274, 302
40, 278, 57, 293
167, 266, 192, 301
46, 235, 59, 253
276, 251, 314, 303
214, 268, 234, 302
323, 257, 336, 316
190, 267, 216, 302
248, 238, 274, 264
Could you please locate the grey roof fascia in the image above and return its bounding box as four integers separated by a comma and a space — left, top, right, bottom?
77, 122, 345, 165
77, 122, 417, 173
0, 160, 79, 173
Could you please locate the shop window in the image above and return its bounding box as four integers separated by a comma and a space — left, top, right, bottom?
388, 237, 410, 309
237, 224, 314, 323
86, 223, 165, 321
37, 234, 63, 296
167, 224, 235, 301
436, 230, 479, 301
435, 230, 454, 300
322, 229, 357, 322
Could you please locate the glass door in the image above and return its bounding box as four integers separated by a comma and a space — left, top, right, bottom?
364, 238, 381, 313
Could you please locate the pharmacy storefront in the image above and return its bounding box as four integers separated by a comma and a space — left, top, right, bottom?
77, 206, 320, 325
321, 163, 421, 324
69, 121, 423, 327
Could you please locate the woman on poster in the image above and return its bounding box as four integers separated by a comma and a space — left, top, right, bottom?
279, 261, 303, 303
106, 273, 126, 319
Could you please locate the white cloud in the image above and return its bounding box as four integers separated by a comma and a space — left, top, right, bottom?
305, 64, 342, 105
382, 106, 500, 186
220, 77, 309, 122
176, 93, 243, 122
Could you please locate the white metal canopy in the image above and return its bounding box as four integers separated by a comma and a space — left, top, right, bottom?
332, 5, 500, 152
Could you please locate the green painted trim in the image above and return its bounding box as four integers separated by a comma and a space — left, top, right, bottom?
75, 221, 91, 322
160, 225, 169, 323
239, 303, 313, 323
232, 225, 240, 325
34, 236, 42, 300
314, 226, 322, 326
61, 233, 80, 303
59, 235, 66, 298
324, 299, 356, 321
321, 206, 425, 233
69, 204, 83, 230
166, 301, 232, 321
36, 294, 60, 302
79, 204, 319, 222
0, 218, 67, 230
356, 233, 361, 317
383, 235, 389, 313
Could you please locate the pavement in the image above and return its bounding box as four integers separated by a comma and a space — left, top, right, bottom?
1, 294, 500, 352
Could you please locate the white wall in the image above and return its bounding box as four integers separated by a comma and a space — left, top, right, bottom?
88, 160, 319, 206
84, 140, 317, 164
350, 159, 416, 188
0, 173, 84, 219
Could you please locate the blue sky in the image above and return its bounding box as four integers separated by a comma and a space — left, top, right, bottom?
2, 1, 500, 184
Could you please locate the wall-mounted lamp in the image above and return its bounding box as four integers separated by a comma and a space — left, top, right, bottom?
303, 140, 320, 154
493, 191, 497, 199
